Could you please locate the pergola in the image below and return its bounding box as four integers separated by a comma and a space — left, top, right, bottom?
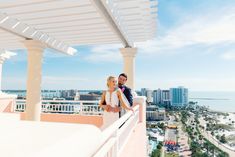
0, 0, 157, 121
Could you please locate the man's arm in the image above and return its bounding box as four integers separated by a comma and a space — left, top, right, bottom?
124, 87, 133, 106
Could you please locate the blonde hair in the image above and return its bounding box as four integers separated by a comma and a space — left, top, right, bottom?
107, 76, 116, 87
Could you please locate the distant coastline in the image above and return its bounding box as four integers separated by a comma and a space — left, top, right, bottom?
190, 91, 235, 112
190, 98, 230, 100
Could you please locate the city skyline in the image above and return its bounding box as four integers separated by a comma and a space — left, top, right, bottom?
2, 0, 235, 91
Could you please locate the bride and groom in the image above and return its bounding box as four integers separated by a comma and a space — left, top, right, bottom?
99, 73, 134, 130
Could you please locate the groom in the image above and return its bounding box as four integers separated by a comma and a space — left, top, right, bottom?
116, 73, 133, 118
118, 73, 133, 106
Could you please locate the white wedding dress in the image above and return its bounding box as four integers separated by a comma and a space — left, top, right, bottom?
101, 89, 130, 130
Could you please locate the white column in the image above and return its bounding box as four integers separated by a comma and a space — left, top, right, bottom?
24, 40, 45, 121
120, 48, 137, 90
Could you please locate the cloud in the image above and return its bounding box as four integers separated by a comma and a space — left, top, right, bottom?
221, 51, 235, 60
84, 44, 122, 63
43, 76, 88, 82
137, 5, 235, 56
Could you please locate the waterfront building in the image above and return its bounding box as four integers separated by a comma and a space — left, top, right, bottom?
170, 87, 188, 107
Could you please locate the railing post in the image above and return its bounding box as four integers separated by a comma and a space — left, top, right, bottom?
80, 102, 83, 115
112, 130, 119, 157
11, 98, 16, 112
133, 96, 146, 124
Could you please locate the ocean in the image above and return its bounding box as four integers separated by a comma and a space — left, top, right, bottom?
189, 91, 235, 112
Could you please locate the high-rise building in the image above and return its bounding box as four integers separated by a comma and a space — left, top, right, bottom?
170, 87, 188, 107
141, 88, 153, 104
161, 90, 171, 107
141, 88, 148, 97
146, 89, 153, 103
153, 89, 161, 105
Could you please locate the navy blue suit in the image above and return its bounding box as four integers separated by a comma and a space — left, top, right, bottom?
119, 85, 133, 106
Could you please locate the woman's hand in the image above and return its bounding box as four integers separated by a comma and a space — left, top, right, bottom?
103, 105, 111, 112
129, 107, 135, 115
113, 106, 120, 113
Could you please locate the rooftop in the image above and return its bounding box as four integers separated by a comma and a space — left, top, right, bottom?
0, 1, 157, 157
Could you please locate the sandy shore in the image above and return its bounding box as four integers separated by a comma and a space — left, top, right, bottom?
205, 110, 235, 150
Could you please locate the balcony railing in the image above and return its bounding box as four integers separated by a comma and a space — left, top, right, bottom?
93, 104, 140, 157
15, 99, 103, 115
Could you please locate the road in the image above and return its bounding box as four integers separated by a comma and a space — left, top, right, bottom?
177, 116, 192, 157
199, 118, 235, 157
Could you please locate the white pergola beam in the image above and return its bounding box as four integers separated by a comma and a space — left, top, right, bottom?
1, 0, 157, 51
21, 12, 99, 21
47, 28, 111, 35
40, 24, 108, 31
30, 18, 105, 28
0, 0, 55, 8
69, 40, 120, 45
90, 0, 132, 47
9, 6, 96, 19
58, 36, 119, 42
52, 32, 116, 38
22, 14, 101, 25
0, 12, 76, 55
1, 1, 90, 15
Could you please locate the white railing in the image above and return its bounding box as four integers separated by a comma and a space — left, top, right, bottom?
14, 99, 103, 115
92, 96, 147, 157
93, 104, 141, 157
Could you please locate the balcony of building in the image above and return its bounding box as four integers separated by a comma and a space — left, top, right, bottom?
0, 0, 157, 156
0, 94, 147, 157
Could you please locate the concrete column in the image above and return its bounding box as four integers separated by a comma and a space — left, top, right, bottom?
24, 40, 45, 121
120, 48, 137, 90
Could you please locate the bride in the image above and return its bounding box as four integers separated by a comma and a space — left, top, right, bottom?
99, 76, 134, 130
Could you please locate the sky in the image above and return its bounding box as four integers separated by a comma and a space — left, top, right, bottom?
2, 0, 235, 91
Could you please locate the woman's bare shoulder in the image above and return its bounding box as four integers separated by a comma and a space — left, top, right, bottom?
116, 88, 122, 95
101, 90, 107, 95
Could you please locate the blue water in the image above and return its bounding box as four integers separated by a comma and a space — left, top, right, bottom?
189, 91, 235, 112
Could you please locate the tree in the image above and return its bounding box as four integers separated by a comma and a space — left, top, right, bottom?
157, 123, 165, 130
157, 144, 162, 150
199, 134, 203, 140
151, 142, 162, 157
220, 134, 227, 143
217, 152, 229, 157
211, 131, 214, 136
203, 142, 209, 155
